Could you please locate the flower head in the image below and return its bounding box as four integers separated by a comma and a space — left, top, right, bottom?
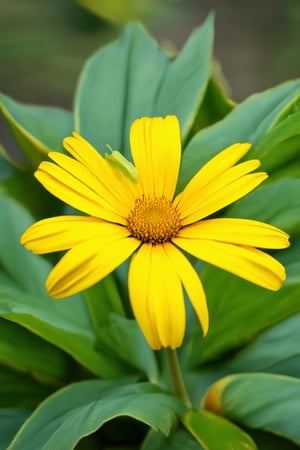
21, 116, 290, 350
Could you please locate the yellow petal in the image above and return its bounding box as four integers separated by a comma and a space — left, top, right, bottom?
176, 143, 252, 208
20, 216, 130, 254
180, 170, 268, 225
180, 218, 290, 249
64, 133, 139, 211
128, 244, 161, 350
163, 242, 209, 336
46, 235, 140, 299
173, 236, 286, 291
130, 116, 181, 198
35, 161, 126, 224
128, 243, 186, 350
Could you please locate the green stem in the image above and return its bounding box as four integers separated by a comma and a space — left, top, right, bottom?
165, 348, 191, 408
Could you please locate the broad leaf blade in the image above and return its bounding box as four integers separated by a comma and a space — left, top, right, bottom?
0, 93, 73, 168
203, 373, 300, 445
0, 409, 30, 450
179, 80, 300, 190
75, 17, 214, 158
183, 410, 257, 450
9, 381, 185, 450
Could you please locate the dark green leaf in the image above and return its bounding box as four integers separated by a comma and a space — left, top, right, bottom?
96, 314, 159, 381
142, 428, 204, 450
0, 364, 54, 409
226, 313, 300, 377
9, 380, 185, 450
0, 318, 69, 385
0, 409, 30, 450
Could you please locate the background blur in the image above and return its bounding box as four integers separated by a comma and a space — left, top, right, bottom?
1, 0, 300, 144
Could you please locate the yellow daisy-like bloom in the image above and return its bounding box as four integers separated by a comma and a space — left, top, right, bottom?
21, 116, 290, 350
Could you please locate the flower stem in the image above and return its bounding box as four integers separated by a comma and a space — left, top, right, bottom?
165, 348, 191, 408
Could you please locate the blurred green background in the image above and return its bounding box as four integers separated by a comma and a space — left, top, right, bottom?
1, 0, 300, 152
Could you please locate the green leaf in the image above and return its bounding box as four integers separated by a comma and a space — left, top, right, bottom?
182, 177, 300, 368
0, 409, 30, 450
190, 77, 235, 131
226, 313, 300, 377
185, 247, 300, 369
9, 380, 185, 450
96, 314, 159, 382
75, 16, 214, 158
249, 111, 300, 174
178, 80, 300, 190
203, 373, 300, 445
142, 428, 204, 450
225, 178, 300, 235
183, 410, 257, 450
0, 363, 54, 409
0, 153, 61, 218
76, 0, 170, 24
0, 318, 69, 385
0, 192, 125, 377
0, 93, 73, 168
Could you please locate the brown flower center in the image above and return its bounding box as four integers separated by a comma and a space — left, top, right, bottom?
127, 196, 182, 244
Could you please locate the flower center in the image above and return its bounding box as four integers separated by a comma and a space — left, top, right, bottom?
127, 196, 182, 244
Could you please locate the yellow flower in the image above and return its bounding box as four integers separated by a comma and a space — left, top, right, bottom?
21, 116, 290, 350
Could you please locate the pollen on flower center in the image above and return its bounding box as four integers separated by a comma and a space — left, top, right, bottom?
127, 196, 182, 244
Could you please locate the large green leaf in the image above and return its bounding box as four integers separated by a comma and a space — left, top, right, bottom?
249, 111, 300, 174
225, 178, 300, 235
183, 410, 257, 450
0, 364, 54, 409
203, 373, 300, 445
184, 246, 300, 368
0, 153, 61, 218
96, 314, 159, 382
178, 80, 300, 190
226, 313, 300, 377
0, 193, 125, 377
0, 318, 69, 385
142, 428, 204, 450
75, 16, 214, 158
0, 93, 73, 168
9, 380, 185, 450
182, 178, 300, 368
0, 409, 30, 450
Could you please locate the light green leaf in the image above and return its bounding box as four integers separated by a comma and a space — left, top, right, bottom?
9, 380, 185, 450
178, 80, 300, 190
183, 410, 257, 450
76, 0, 172, 24
203, 373, 300, 445
75, 17, 214, 158
0, 409, 30, 450
0, 93, 73, 168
